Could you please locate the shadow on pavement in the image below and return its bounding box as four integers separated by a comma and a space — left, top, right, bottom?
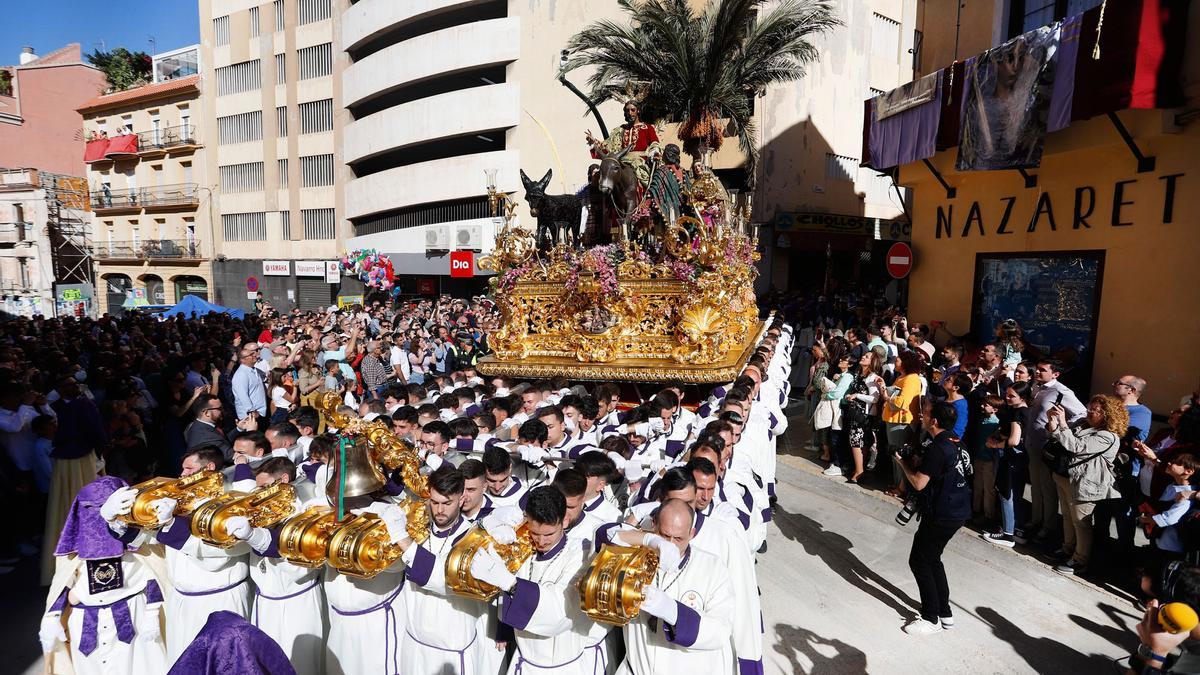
772, 622, 870, 675
773, 503, 919, 621
976, 606, 1122, 674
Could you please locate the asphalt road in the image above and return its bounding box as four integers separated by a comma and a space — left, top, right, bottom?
760, 439, 1140, 674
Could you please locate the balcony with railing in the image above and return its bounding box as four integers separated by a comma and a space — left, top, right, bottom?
84, 125, 201, 164
95, 238, 203, 261
91, 183, 200, 213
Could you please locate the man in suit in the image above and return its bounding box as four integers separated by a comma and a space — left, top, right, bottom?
184, 394, 233, 459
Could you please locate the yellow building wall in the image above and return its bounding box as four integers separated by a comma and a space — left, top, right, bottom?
900, 109, 1200, 412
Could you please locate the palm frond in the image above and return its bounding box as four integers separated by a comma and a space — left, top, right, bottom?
564, 0, 838, 179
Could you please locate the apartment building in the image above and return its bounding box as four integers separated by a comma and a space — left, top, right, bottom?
339, 0, 629, 295
0, 169, 92, 317
0, 44, 107, 176
754, 0, 918, 293
199, 0, 350, 311
78, 70, 214, 315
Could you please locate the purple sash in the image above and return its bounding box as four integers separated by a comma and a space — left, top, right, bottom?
253, 579, 320, 628
513, 644, 599, 674
72, 596, 135, 656
406, 627, 477, 674
330, 583, 403, 675
175, 576, 248, 597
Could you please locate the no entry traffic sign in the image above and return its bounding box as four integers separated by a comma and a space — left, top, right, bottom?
886, 242, 913, 279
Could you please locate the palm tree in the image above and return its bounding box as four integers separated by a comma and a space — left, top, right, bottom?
564, 0, 840, 183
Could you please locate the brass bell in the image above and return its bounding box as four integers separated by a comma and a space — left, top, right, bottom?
326, 439, 387, 503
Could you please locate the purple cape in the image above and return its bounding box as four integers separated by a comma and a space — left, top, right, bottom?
54, 475, 134, 559
167, 611, 296, 675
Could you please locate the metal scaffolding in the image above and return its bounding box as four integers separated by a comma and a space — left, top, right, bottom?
40, 171, 94, 286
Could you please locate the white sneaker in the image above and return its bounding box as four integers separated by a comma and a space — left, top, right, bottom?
822, 466, 843, 477
903, 619, 943, 635
940, 616, 954, 629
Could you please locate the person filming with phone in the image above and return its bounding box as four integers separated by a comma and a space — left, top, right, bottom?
894, 400, 972, 636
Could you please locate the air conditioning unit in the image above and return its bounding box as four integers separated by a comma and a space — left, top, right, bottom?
424, 225, 450, 252
455, 223, 482, 251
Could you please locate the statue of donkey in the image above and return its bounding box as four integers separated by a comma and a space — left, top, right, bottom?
520, 169, 583, 249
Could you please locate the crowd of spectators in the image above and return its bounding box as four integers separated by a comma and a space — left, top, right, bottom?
0, 295, 497, 582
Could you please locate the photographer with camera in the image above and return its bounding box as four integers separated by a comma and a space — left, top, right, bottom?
895, 400, 972, 636
1126, 563, 1200, 674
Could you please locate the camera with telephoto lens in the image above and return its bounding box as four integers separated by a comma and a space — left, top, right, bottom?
895, 497, 920, 526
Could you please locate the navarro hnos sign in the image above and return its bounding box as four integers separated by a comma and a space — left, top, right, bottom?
933, 172, 1184, 238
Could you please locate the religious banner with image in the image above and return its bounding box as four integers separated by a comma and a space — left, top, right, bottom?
957, 24, 1059, 171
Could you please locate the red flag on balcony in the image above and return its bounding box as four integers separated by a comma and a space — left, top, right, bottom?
84, 138, 110, 163
105, 133, 139, 158
1070, 0, 1190, 121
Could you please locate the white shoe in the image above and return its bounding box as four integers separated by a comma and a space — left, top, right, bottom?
903, 619, 943, 635
822, 466, 843, 477
940, 616, 954, 629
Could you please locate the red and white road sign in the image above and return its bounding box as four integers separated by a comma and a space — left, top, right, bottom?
886, 242, 913, 279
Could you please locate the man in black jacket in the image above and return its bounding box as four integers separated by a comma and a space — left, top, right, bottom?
183, 394, 233, 460
895, 400, 972, 636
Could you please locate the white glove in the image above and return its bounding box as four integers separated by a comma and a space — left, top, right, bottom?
644, 533, 683, 571
648, 417, 667, 434
558, 387, 572, 397
136, 607, 161, 643
494, 387, 510, 397
150, 497, 177, 525
632, 422, 651, 437
640, 585, 678, 624
518, 444, 549, 464
99, 486, 137, 522
546, 394, 562, 405
563, 416, 577, 432
487, 523, 517, 545
378, 504, 409, 543
624, 462, 649, 483
483, 505, 524, 529
469, 545, 516, 592
223, 516, 252, 540
39, 614, 66, 654
512, 412, 530, 425
246, 527, 273, 553
353, 501, 391, 516
606, 452, 628, 471
424, 452, 445, 471
649, 458, 673, 474
439, 408, 456, 423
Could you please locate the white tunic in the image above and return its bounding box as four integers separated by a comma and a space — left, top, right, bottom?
51, 553, 168, 675
690, 512, 763, 672
156, 517, 251, 663
324, 563, 406, 675
249, 540, 326, 675
617, 547, 735, 675
398, 516, 489, 674
500, 536, 602, 674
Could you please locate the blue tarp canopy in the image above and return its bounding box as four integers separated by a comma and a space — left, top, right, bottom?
162, 294, 246, 320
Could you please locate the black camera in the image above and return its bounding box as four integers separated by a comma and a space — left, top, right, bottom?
895, 443, 915, 460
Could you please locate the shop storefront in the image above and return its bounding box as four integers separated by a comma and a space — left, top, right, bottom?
868, 0, 1196, 411
771, 212, 911, 294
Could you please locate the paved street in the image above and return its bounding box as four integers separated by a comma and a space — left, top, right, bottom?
760, 430, 1139, 674
0, 425, 1142, 675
